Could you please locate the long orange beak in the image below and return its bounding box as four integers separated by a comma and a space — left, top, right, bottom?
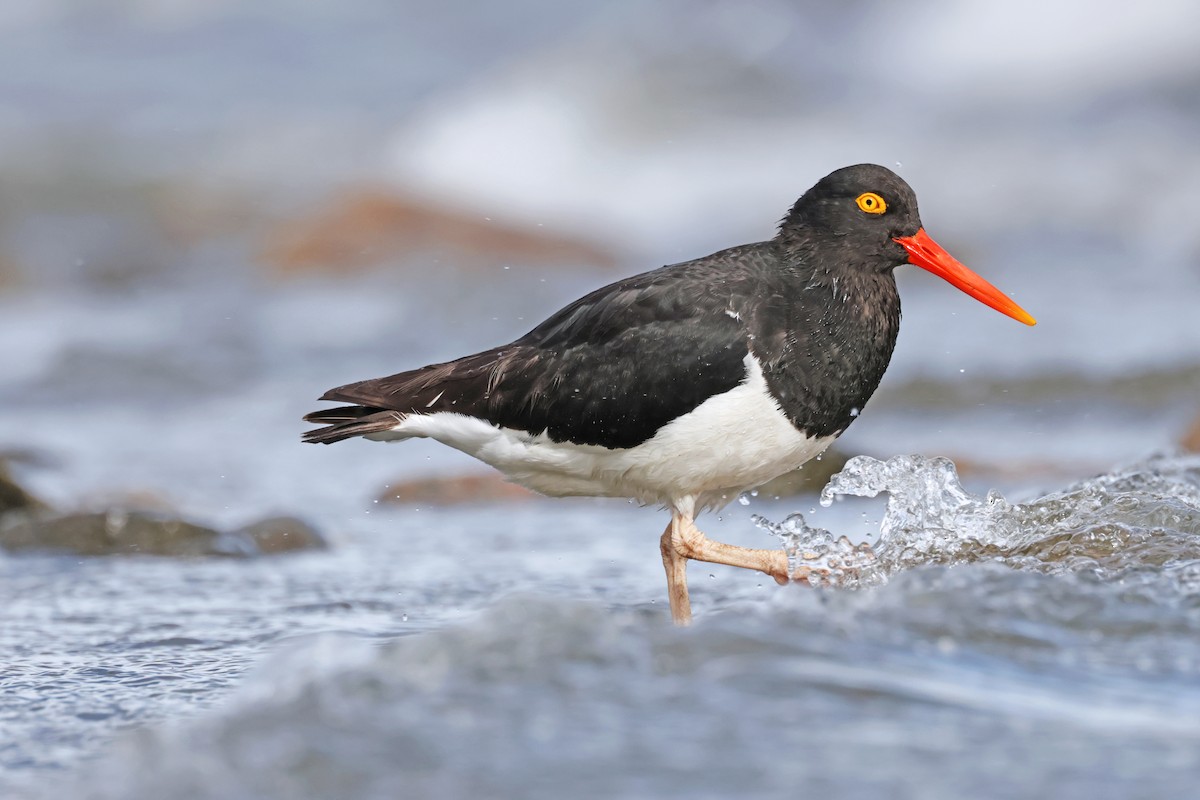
894, 228, 1036, 326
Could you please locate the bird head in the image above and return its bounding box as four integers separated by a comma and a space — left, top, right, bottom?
780, 164, 1035, 326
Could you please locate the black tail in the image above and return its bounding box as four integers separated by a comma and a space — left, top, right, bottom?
303, 347, 515, 445
302, 406, 405, 445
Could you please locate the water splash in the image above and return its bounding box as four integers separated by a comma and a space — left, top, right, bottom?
758, 453, 1200, 589
751, 512, 878, 587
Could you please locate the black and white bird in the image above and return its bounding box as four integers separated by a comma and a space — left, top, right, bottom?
304, 164, 1035, 624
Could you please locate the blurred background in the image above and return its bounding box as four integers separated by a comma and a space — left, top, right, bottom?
3, 2, 1200, 797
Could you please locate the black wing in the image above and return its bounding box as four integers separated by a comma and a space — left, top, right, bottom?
304, 244, 777, 449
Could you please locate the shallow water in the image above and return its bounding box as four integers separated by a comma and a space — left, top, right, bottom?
45, 582, 1200, 799
5, 454, 1200, 799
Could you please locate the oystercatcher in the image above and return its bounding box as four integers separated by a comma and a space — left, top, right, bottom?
304, 164, 1035, 624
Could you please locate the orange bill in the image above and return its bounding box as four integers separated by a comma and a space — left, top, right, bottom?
894, 228, 1036, 326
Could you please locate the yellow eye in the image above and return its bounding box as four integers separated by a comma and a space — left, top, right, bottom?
855, 192, 887, 214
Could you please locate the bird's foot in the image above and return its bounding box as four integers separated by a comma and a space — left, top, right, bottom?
660, 515, 792, 625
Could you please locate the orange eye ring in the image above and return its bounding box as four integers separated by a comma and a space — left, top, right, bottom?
855, 192, 887, 214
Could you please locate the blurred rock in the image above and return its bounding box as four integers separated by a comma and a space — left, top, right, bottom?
1183, 411, 1200, 453
260, 189, 618, 274
377, 472, 536, 506
0, 510, 326, 558
1, 511, 222, 556
233, 516, 328, 554
0, 461, 43, 517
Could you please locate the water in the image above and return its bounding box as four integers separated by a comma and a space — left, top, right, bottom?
4, 454, 1199, 799
40, 579, 1200, 799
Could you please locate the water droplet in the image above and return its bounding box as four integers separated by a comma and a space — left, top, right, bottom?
737, 493, 751, 506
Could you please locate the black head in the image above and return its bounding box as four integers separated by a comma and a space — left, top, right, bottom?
778, 163, 922, 271
777, 163, 1037, 325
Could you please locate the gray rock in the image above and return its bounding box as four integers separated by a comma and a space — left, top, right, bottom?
232, 516, 327, 554
0, 510, 326, 558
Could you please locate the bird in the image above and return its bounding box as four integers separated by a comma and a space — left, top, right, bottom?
303, 164, 1035, 625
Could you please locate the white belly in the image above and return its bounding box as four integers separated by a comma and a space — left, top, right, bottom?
368, 354, 834, 513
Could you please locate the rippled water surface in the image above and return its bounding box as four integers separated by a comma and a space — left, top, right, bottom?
5, 454, 1200, 799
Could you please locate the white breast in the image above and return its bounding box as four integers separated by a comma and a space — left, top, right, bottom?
369, 354, 834, 514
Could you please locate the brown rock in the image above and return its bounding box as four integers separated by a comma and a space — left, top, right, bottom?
1183, 411, 1200, 453
377, 473, 536, 506
260, 190, 618, 274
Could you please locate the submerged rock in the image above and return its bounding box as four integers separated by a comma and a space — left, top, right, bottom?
0, 510, 326, 558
